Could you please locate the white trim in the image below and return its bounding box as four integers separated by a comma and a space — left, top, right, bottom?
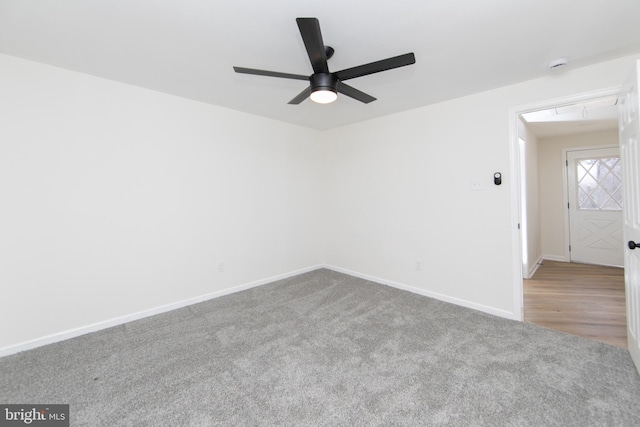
509, 105, 525, 320
324, 264, 519, 321
629, 333, 640, 375
528, 254, 544, 278
508, 86, 621, 323
0, 265, 324, 358
562, 147, 571, 262
542, 254, 568, 262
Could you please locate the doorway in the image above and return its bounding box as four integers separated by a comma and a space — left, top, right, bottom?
509, 89, 624, 324
512, 92, 627, 344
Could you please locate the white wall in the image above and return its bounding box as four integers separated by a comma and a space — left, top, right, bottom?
538, 129, 620, 260
323, 53, 640, 318
0, 54, 324, 351
2, 51, 640, 354
519, 120, 542, 278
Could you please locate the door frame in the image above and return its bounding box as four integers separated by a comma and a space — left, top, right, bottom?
508, 86, 621, 320
563, 145, 622, 266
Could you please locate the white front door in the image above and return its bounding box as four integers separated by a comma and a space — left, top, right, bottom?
619, 60, 640, 373
567, 147, 624, 267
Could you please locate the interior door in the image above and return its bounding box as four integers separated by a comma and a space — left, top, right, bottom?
619, 60, 640, 373
567, 147, 624, 267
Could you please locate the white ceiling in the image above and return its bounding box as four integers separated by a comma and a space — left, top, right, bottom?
1, 0, 640, 130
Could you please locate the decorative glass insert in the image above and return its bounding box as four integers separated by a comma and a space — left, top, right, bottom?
577, 157, 623, 211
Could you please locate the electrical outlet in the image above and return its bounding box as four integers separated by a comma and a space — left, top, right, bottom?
471, 178, 485, 191
415, 261, 422, 271
218, 263, 224, 273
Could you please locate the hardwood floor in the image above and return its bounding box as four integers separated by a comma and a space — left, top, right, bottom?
524, 260, 627, 348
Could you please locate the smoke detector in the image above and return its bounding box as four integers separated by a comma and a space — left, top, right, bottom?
548, 58, 568, 71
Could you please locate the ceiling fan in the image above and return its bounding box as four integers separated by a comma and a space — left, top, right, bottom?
233, 17, 416, 105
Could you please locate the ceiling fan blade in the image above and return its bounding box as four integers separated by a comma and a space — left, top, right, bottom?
288, 86, 312, 104
335, 53, 415, 81
233, 66, 309, 81
296, 18, 329, 74
336, 82, 376, 104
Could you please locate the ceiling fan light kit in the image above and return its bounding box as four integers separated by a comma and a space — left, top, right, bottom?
309, 73, 338, 104
310, 89, 338, 104
233, 17, 416, 105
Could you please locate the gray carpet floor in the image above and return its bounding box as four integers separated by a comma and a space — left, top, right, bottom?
1, 269, 639, 426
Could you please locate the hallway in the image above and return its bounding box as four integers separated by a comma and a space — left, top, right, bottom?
524, 260, 627, 348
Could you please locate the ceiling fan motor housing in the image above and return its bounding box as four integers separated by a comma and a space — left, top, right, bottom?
311, 73, 338, 92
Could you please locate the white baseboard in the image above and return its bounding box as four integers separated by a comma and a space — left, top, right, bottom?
0, 264, 324, 358
542, 254, 567, 262
323, 264, 519, 321
628, 335, 640, 375
1, 263, 521, 357
527, 254, 545, 278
